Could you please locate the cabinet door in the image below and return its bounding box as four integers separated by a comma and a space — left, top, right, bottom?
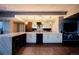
49, 34, 58, 43
56, 34, 62, 43
43, 33, 48, 43
36, 34, 43, 44
43, 33, 62, 43
12, 36, 20, 50
27, 33, 36, 43
43, 33, 55, 43
20, 34, 26, 46
12, 34, 26, 54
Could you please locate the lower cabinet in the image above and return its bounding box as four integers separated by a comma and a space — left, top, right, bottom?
63, 33, 79, 45
26, 33, 36, 43
36, 34, 43, 44
26, 33, 62, 44
43, 33, 62, 43
12, 34, 26, 54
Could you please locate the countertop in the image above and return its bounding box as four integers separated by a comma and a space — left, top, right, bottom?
0, 32, 62, 37
0, 32, 26, 37
26, 32, 62, 34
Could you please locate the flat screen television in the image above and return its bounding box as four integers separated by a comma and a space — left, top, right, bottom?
63, 22, 77, 32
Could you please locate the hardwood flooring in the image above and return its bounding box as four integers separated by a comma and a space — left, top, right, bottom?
16, 44, 79, 55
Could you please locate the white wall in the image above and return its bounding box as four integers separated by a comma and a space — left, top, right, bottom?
32, 21, 53, 28
31, 16, 60, 33
52, 17, 59, 33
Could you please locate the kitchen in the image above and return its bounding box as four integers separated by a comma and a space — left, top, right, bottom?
0, 4, 79, 55
0, 15, 62, 54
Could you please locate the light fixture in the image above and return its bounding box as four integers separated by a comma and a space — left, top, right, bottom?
25, 22, 28, 24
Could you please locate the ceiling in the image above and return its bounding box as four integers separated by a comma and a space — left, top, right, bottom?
0, 4, 78, 12
0, 4, 79, 22
0, 4, 79, 17
15, 15, 58, 22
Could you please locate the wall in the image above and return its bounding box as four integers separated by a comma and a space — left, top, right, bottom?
31, 16, 60, 33
59, 16, 64, 33
1, 16, 62, 33
0, 17, 16, 33
32, 21, 53, 28
10, 18, 26, 33
52, 17, 59, 33
10, 18, 15, 33
0, 17, 26, 33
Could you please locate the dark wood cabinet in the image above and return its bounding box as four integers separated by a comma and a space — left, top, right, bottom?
27, 22, 32, 32
12, 34, 26, 54
63, 33, 79, 46
36, 34, 43, 44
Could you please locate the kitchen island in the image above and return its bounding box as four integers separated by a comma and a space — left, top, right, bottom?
0, 32, 62, 55
0, 32, 26, 55
26, 32, 62, 43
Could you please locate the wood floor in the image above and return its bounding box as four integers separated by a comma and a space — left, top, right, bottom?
16, 44, 79, 55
